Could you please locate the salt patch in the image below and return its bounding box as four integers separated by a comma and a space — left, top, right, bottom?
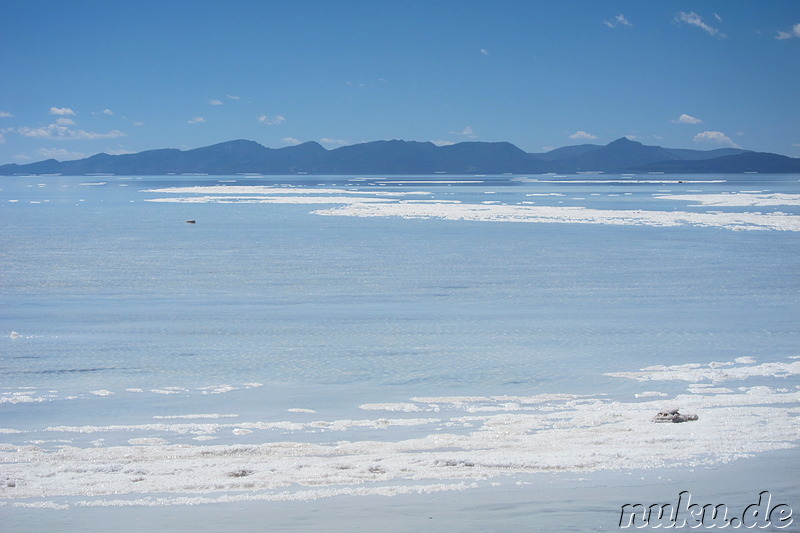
521, 179, 726, 184
654, 192, 800, 207
313, 202, 800, 232
146, 195, 398, 205
153, 414, 239, 420
359, 403, 423, 412
151, 387, 188, 395
198, 384, 238, 394
634, 391, 668, 399
128, 437, 169, 446
141, 186, 430, 197
606, 358, 800, 383
687, 386, 734, 394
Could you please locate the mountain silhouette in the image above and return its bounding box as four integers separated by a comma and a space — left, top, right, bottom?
2, 137, 797, 175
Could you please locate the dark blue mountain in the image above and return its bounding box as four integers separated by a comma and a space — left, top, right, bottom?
1, 137, 796, 175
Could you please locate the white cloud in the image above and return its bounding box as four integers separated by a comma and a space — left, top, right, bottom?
100, 109, 114, 116
209, 99, 224, 106
56, 117, 76, 126
569, 130, 598, 140
431, 139, 456, 146
672, 113, 703, 124
105, 148, 136, 155
49, 107, 76, 116
133, 121, 144, 127
18, 124, 126, 140
36, 147, 87, 161
282, 137, 302, 145
693, 131, 741, 148
226, 94, 240, 100
187, 117, 206, 124
605, 14, 632, 28
257, 115, 286, 126
0, 111, 12, 118
480, 48, 489, 56
320, 138, 349, 146
675, 11, 726, 38
450, 125, 477, 138
776, 23, 800, 40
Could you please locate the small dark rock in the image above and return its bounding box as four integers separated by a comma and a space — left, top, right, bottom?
653, 409, 698, 423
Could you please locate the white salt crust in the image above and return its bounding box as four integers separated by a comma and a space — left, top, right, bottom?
654, 192, 800, 207
1, 357, 798, 509
141, 186, 800, 232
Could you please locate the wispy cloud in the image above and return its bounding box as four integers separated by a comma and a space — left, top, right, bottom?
480, 48, 489, 56
187, 117, 206, 124
320, 138, 349, 146
672, 113, 703, 124
18, 124, 126, 140
209, 99, 224, 106
49, 107, 76, 116
0, 133, 5, 144
675, 12, 726, 38
282, 137, 302, 145
450, 125, 477, 138
55, 117, 76, 126
36, 147, 87, 161
257, 115, 286, 126
0, 111, 13, 118
105, 147, 136, 155
776, 23, 800, 40
605, 14, 632, 28
693, 131, 741, 148
226, 94, 240, 100
569, 130, 598, 140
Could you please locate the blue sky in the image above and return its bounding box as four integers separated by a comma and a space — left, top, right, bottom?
1, 1, 799, 165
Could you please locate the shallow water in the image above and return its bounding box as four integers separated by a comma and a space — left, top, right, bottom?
1, 173, 799, 530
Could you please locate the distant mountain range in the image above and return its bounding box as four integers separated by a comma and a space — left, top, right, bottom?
2, 137, 799, 175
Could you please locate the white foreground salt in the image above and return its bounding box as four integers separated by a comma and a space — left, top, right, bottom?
1, 357, 798, 509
